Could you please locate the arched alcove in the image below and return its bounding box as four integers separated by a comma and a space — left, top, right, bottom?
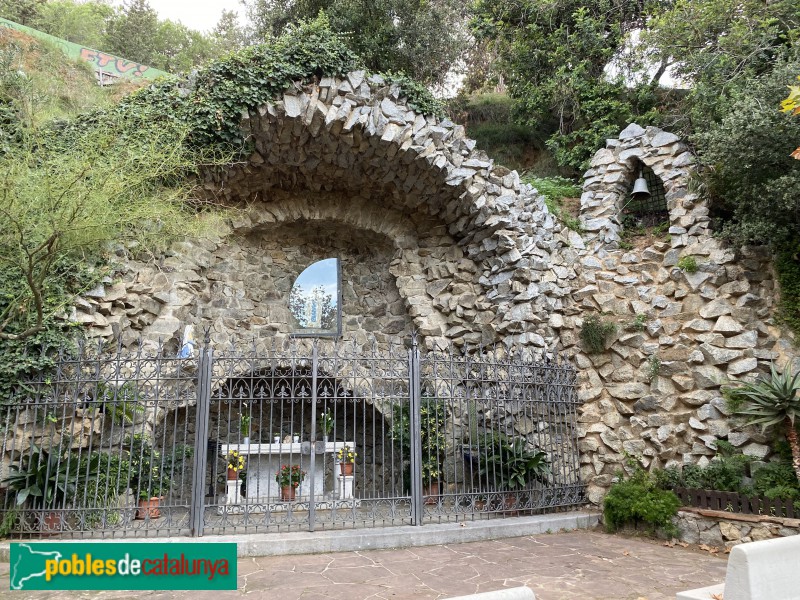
621, 161, 669, 228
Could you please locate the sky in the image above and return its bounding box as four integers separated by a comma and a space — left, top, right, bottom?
138, 0, 245, 33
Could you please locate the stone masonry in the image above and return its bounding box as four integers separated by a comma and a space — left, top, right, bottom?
66, 71, 798, 504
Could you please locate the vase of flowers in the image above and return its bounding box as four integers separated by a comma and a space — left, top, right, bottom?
319, 411, 334, 442
275, 464, 305, 501
239, 410, 252, 445
227, 450, 245, 480
336, 445, 357, 475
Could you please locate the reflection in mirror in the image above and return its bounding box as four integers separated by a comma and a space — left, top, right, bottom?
289, 258, 341, 336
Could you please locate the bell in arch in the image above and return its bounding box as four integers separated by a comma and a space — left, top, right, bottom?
631, 170, 651, 201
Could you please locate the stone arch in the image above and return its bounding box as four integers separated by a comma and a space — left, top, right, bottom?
75, 71, 577, 355
578, 123, 702, 250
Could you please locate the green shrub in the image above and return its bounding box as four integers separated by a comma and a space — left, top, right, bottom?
603, 468, 680, 535
580, 314, 616, 354
751, 461, 800, 500
676, 256, 698, 274
654, 442, 751, 493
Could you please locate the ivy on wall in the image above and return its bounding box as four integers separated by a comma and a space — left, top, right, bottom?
54, 14, 444, 155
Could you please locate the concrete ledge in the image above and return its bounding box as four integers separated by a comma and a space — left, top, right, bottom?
0, 511, 599, 560
444, 586, 536, 600
676, 534, 800, 600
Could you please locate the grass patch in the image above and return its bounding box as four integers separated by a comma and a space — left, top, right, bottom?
522, 174, 583, 232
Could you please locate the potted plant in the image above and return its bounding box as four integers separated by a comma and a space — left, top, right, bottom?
391, 397, 448, 503
320, 410, 334, 442
127, 435, 170, 520
239, 410, 252, 445
227, 450, 245, 480
2, 443, 88, 533
479, 433, 550, 512
335, 445, 357, 476
275, 464, 306, 501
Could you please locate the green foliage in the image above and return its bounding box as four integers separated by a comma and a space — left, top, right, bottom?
773, 243, 800, 337
319, 410, 334, 436
726, 364, 800, 432
654, 440, 800, 502
0, 28, 109, 138
105, 15, 362, 150
603, 467, 680, 535
74, 451, 130, 527
391, 397, 448, 485
750, 461, 800, 501
0, 257, 99, 397
1, 443, 97, 508
245, 0, 469, 88
628, 314, 648, 332
642, 0, 800, 133
580, 314, 616, 354
96, 382, 145, 426
381, 72, 444, 118
522, 175, 583, 231
698, 61, 800, 251
676, 256, 698, 274
646, 356, 661, 383
471, 0, 661, 170
478, 432, 549, 490
126, 434, 192, 500
32, 0, 114, 50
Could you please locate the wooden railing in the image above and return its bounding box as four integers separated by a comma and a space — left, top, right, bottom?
674, 487, 798, 519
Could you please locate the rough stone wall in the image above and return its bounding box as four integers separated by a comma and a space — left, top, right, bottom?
74, 71, 577, 356
65, 71, 799, 507
674, 508, 800, 548
564, 123, 798, 504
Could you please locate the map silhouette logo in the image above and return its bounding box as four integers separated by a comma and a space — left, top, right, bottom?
10, 543, 62, 590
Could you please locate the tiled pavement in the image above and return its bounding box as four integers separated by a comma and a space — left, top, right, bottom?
0, 530, 727, 599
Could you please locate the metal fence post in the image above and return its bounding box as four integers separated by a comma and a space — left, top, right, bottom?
409, 334, 423, 526
189, 333, 213, 537
308, 342, 318, 532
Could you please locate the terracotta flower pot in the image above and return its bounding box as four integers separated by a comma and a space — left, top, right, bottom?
227, 467, 238, 480
340, 462, 354, 476
135, 497, 162, 520
280, 486, 296, 501
423, 481, 441, 505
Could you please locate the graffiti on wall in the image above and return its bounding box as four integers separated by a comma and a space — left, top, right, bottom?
79, 48, 152, 78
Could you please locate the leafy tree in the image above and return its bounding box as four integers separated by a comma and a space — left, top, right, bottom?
103, 0, 159, 66
0, 0, 47, 25
470, 0, 663, 170
213, 9, 249, 53
151, 19, 216, 73
697, 61, 800, 249
32, 0, 113, 50
243, 0, 469, 88
642, 0, 800, 132
0, 110, 222, 342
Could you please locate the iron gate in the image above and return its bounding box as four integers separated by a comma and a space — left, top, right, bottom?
0, 335, 583, 538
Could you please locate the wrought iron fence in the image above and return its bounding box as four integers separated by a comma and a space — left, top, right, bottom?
0, 335, 583, 538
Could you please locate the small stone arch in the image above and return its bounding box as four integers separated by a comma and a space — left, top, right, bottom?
579, 123, 701, 250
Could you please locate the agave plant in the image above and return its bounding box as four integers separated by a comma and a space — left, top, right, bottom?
727, 365, 800, 483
